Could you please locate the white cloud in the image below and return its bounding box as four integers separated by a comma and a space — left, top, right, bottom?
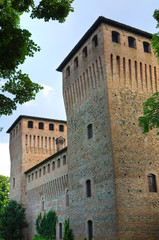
41, 84, 55, 97
0, 143, 10, 177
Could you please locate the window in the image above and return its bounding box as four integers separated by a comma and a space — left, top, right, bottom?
49, 123, 54, 131
57, 158, 60, 168
128, 36, 136, 48
92, 35, 98, 47
59, 223, 62, 239
28, 121, 33, 128
66, 66, 70, 77
13, 177, 15, 188
32, 173, 34, 181
87, 124, 93, 139
86, 180, 91, 197
74, 57, 78, 68
66, 190, 69, 206
35, 171, 38, 179
63, 155, 66, 165
82, 46, 88, 58
143, 41, 151, 53
59, 124, 64, 132
87, 220, 93, 240
28, 175, 30, 183
39, 122, 44, 129
112, 31, 120, 43
148, 174, 157, 192
52, 161, 55, 170
41, 197, 45, 211
43, 166, 46, 175
48, 164, 50, 173
39, 169, 41, 177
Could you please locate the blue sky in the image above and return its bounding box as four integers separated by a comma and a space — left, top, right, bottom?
0, 0, 158, 176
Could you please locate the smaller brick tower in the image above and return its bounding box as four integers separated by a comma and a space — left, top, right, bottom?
7, 115, 67, 203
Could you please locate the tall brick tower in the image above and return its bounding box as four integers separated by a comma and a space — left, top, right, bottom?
7, 116, 67, 203
57, 17, 159, 240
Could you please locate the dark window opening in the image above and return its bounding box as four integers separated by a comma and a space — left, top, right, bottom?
28, 175, 30, 183
87, 124, 93, 139
148, 174, 157, 192
39, 122, 44, 129
128, 36, 136, 48
59, 124, 64, 132
39, 169, 41, 177
42, 199, 44, 211
49, 123, 54, 131
63, 155, 66, 165
35, 171, 38, 179
28, 121, 33, 128
83, 46, 88, 58
57, 158, 60, 168
43, 166, 46, 175
92, 35, 98, 47
74, 57, 78, 68
52, 162, 55, 170
66, 190, 69, 206
59, 223, 62, 239
66, 66, 70, 77
143, 41, 151, 53
48, 164, 50, 173
112, 31, 120, 43
32, 173, 34, 181
86, 180, 91, 197
13, 177, 15, 188
87, 220, 93, 240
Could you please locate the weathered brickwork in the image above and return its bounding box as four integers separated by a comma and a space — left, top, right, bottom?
8, 17, 159, 240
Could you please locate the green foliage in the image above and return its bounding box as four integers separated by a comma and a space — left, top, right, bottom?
35, 210, 57, 239
0, 0, 74, 117
0, 175, 9, 212
0, 200, 28, 240
151, 10, 159, 62
33, 235, 55, 240
63, 218, 74, 240
139, 92, 159, 134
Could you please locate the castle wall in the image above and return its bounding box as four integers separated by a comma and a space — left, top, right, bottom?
62, 25, 119, 240
25, 149, 68, 240
103, 24, 159, 239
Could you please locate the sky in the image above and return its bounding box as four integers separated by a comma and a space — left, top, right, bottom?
0, 0, 158, 176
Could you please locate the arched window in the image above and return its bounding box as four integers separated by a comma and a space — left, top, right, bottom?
28, 175, 30, 183
28, 121, 33, 128
66, 66, 70, 77
86, 180, 91, 197
32, 173, 34, 181
43, 166, 46, 175
87, 124, 93, 139
49, 123, 54, 131
74, 57, 78, 69
41, 197, 45, 211
35, 171, 38, 179
87, 220, 93, 240
39, 169, 41, 177
128, 36, 136, 48
59, 124, 64, 132
83, 46, 88, 58
52, 162, 55, 170
13, 177, 15, 188
92, 35, 98, 47
148, 174, 157, 192
47, 164, 50, 173
63, 155, 66, 165
66, 190, 69, 206
57, 158, 60, 168
39, 122, 44, 129
112, 31, 120, 43
143, 41, 151, 53
59, 223, 62, 239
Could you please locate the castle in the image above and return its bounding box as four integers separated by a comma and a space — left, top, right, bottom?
7, 17, 159, 240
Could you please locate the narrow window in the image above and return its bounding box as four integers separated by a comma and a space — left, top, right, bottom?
49, 123, 54, 131
59, 223, 62, 239
66, 66, 70, 77
116, 56, 120, 79
74, 57, 78, 69
149, 65, 153, 91
135, 61, 138, 87
129, 59, 132, 85
112, 31, 120, 43
87, 220, 93, 240
52, 161, 55, 170
41, 198, 45, 211
92, 35, 98, 47
35, 171, 38, 179
154, 66, 157, 91
66, 190, 69, 206
83, 46, 87, 58
110, 54, 113, 79
13, 177, 15, 188
148, 174, 157, 192
57, 158, 60, 168
143, 41, 151, 53
28, 175, 30, 183
43, 166, 46, 175
39, 122, 44, 129
32, 173, 34, 181
123, 57, 126, 84
59, 124, 64, 132
87, 124, 93, 139
63, 155, 66, 165
128, 36, 136, 48
140, 62, 143, 89
86, 180, 91, 197
39, 169, 41, 177
145, 64, 148, 89
48, 164, 50, 173
28, 121, 33, 128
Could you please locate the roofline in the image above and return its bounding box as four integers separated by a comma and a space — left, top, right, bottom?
56, 16, 152, 72
6, 115, 67, 133
24, 147, 67, 174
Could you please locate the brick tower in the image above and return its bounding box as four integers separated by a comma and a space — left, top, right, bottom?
57, 17, 159, 240
7, 116, 67, 203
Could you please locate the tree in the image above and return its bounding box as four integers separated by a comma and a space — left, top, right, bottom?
63, 219, 74, 240
0, 0, 74, 117
0, 200, 28, 240
35, 210, 57, 239
0, 175, 10, 212
139, 9, 159, 134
